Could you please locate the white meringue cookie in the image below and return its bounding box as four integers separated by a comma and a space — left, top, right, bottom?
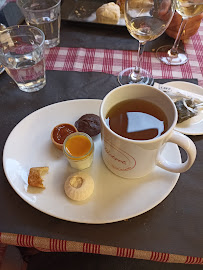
64, 172, 94, 201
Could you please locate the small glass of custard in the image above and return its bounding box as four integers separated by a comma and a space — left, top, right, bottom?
63, 132, 94, 170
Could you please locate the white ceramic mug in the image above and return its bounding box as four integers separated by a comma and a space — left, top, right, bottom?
100, 84, 196, 179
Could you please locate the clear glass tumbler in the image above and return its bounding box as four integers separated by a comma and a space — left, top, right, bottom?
17, 0, 61, 48
0, 25, 46, 92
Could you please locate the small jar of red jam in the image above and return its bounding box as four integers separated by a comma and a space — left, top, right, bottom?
51, 123, 77, 150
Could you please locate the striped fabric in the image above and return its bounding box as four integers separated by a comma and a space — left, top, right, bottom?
0, 233, 202, 265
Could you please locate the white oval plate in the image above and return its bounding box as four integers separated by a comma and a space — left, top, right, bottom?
3, 99, 181, 224
164, 81, 203, 135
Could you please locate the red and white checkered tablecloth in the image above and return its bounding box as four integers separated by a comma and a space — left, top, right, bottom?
3, 1, 203, 87
44, 22, 203, 87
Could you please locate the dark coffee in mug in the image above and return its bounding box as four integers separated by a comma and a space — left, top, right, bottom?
105, 99, 168, 140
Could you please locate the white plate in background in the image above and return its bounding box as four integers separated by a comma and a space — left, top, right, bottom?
164, 81, 203, 135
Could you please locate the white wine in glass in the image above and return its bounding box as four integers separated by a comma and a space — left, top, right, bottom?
118, 0, 176, 85
177, 0, 203, 16
156, 1, 203, 65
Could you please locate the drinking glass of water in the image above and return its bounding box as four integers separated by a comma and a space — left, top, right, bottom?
17, 0, 61, 48
0, 25, 46, 92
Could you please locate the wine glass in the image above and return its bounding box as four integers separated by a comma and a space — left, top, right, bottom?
118, 0, 176, 85
156, 1, 203, 65
0, 23, 6, 74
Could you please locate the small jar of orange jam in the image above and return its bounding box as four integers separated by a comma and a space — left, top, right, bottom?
63, 132, 94, 170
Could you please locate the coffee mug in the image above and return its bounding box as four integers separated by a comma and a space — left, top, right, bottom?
100, 84, 196, 179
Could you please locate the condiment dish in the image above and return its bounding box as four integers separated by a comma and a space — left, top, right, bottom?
51, 123, 77, 150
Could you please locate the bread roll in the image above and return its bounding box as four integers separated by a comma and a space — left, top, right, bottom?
96, 2, 120, 24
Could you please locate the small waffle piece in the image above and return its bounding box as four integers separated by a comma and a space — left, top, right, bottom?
28, 167, 49, 188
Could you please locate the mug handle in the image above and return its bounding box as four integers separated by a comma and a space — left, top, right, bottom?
156, 131, 196, 173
